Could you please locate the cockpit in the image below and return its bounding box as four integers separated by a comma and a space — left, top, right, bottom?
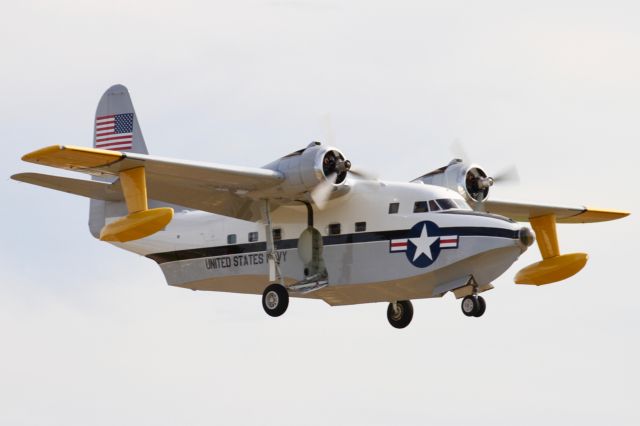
413, 198, 471, 213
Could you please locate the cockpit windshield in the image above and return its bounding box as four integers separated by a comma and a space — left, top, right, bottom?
413, 198, 472, 213
453, 199, 473, 210
436, 199, 458, 210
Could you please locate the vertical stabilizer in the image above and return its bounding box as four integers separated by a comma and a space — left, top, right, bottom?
90, 84, 148, 238
94, 84, 148, 154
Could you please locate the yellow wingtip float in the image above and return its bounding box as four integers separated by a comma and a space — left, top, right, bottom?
515, 253, 589, 285
99, 207, 174, 242
515, 213, 591, 285
98, 167, 174, 242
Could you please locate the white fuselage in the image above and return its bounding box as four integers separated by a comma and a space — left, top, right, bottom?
111, 179, 529, 306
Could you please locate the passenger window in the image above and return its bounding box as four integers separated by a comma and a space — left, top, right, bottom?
272, 228, 282, 241
436, 199, 458, 210
248, 231, 258, 242
227, 234, 237, 244
328, 223, 341, 235
388, 203, 399, 214
428, 200, 440, 211
413, 201, 428, 213
355, 221, 366, 232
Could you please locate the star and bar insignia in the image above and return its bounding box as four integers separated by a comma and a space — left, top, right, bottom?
390, 221, 459, 268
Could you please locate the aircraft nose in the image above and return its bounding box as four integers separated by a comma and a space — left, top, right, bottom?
518, 226, 536, 248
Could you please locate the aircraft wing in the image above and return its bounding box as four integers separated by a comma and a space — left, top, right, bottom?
482, 200, 629, 223
15, 145, 285, 221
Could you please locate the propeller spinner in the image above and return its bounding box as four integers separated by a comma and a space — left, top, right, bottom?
311, 150, 351, 209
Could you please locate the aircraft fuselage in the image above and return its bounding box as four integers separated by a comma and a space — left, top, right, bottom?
113, 180, 530, 305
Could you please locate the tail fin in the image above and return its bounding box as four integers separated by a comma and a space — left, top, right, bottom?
94, 84, 148, 154
89, 84, 147, 238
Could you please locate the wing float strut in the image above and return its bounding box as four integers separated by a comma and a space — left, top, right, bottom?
99, 166, 173, 242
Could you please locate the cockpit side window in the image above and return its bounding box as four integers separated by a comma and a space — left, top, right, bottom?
428, 200, 440, 211
413, 201, 428, 213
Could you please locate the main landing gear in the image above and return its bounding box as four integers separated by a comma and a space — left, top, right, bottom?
387, 300, 414, 329
461, 295, 486, 317
262, 284, 289, 317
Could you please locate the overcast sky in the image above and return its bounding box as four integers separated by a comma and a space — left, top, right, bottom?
1, 1, 638, 425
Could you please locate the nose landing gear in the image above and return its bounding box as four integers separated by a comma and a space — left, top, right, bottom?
461, 295, 486, 317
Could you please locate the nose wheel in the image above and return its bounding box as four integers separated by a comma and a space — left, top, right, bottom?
387, 300, 414, 329
461, 295, 486, 317
262, 284, 289, 317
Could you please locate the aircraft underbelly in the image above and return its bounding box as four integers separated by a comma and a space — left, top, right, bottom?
159, 235, 522, 306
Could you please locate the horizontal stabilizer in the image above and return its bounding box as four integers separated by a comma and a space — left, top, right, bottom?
11, 172, 123, 201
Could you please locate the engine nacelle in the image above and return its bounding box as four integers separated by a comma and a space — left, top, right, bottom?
263, 142, 349, 197
413, 159, 492, 203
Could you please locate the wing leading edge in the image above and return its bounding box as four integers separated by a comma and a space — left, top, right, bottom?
482, 200, 629, 224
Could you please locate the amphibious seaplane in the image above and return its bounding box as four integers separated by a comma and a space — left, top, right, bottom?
12, 85, 629, 328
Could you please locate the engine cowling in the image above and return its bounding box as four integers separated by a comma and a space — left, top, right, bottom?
413, 159, 492, 203
263, 142, 350, 197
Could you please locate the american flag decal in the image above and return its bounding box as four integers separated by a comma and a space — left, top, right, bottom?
95, 113, 134, 151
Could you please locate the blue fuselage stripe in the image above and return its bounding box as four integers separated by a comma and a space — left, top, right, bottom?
146, 226, 518, 264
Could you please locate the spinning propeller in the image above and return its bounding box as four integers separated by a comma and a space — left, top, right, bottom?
450, 140, 520, 203
310, 116, 376, 208
311, 152, 375, 209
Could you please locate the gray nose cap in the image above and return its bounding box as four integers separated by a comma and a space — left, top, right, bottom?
518, 227, 536, 247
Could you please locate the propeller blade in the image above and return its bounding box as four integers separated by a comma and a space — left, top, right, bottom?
310, 172, 337, 209
322, 114, 336, 146
450, 139, 470, 163
349, 166, 378, 181
492, 165, 520, 183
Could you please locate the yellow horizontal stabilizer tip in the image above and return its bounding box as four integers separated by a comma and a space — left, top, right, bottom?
561, 208, 630, 224
515, 253, 588, 285
100, 207, 174, 243
22, 145, 124, 170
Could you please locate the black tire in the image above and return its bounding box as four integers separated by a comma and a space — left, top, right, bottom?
262, 284, 289, 317
461, 295, 479, 317
387, 300, 414, 329
474, 296, 486, 317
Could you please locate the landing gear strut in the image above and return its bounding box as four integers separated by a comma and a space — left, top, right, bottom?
262, 284, 289, 317
461, 295, 486, 317
387, 300, 413, 329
